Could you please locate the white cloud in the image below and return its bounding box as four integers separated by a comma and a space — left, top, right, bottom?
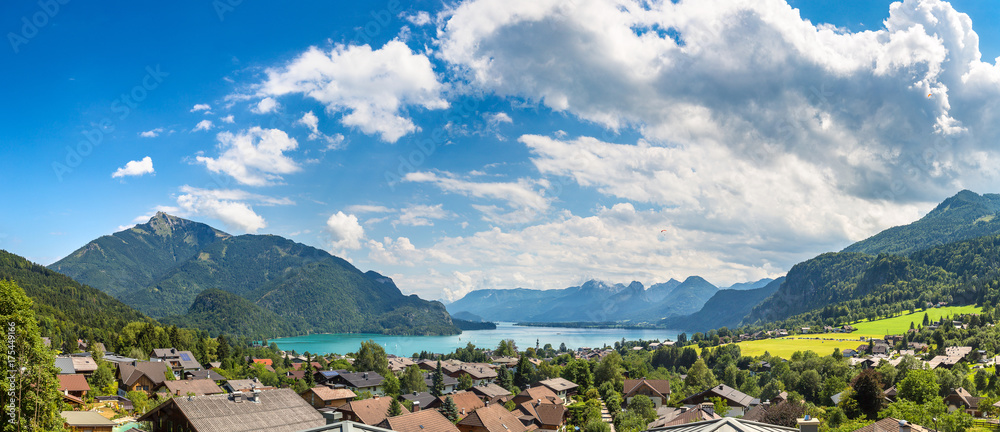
437, 0, 1000, 204
251, 97, 280, 114
190, 104, 212, 113
195, 127, 301, 186
404, 11, 432, 26
220, 115, 235, 124
111, 156, 155, 178
394, 204, 453, 227
193, 120, 214, 132
139, 128, 164, 138
296, 111, 346, 150
346, 204, 394, 213
259, 40, 449, 142
403, 171, 550, 223
171, 185, 293, 233
326, 211, 366, 250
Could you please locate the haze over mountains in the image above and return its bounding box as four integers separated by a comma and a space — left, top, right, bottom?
49, 212, 458, 337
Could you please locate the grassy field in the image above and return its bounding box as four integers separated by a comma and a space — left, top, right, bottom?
733, 305, 982, 359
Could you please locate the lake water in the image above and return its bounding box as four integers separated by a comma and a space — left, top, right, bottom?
271, 323, 680, 356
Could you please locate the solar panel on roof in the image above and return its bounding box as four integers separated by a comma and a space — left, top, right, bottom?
180, 353, 192, 361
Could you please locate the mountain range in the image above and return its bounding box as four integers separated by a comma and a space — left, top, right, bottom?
49, 212, 458, 337
446, 276, 727, 323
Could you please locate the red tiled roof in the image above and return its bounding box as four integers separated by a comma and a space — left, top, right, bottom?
459, 404, 528, 432
57, 374, 91, 392
380, 409, 460, 432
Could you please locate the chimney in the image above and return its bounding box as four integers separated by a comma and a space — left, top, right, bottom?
898, 420, 911, 432
702, 403, 714, 416
364, 372, 369, 379
797, 416, 820, 432
413, 401, 420, 412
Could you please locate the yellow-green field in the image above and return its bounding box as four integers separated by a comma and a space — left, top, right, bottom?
733, 305, 981, 359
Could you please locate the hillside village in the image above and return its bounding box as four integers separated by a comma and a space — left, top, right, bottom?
36, 302, 1000, 432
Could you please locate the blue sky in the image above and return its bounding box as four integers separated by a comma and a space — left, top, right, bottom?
2, 0, 999, 302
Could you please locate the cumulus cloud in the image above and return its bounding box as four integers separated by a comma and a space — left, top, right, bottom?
251, 97, 280, 114
195, 127, 301, 186
172, 185, 293, 233
190, 104, 212, 112
193, 120, 214, 132
139, 128, 164, 138
404, 11, 432, 26
112, 156, 155, 178
296, 111, 345, 150
437, 0, 1000, 203
326, 211, 366, 250
220, 115, 235, 124
259, 40, 448, 142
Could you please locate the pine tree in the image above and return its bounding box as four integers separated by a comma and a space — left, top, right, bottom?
432, 360, 445, 397
441, 396, 459, 423
387, 398, 403, 417
1, 280, 65, 431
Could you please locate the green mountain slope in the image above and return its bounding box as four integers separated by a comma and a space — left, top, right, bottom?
843, 190, 1000, 256
49, 214, 459, 336
49, 212, 228, 297
160, 289, 297, 338
661, 277, 783, 332
0, 249, 152, 348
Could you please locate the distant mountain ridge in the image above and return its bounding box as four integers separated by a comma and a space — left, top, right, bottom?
447, 276, 720, 323
50, 213, 458, 337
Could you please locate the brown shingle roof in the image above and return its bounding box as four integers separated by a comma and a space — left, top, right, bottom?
537, 378, 578, 393
472, 384, 513, 400
379, 409, 460, 432
118, 361, 172, 387
438, 391, 485, 418
164, 379, 225, 396
57, 374, 91, 392
518, 401, 566, 427
681, 384, 753, 408
308, 386, 357, 402
459, 404, 529, 432
137, 388, 325, 432
515, 386, 562, 405
339, 396, 411, 425
624, 379, 671, 398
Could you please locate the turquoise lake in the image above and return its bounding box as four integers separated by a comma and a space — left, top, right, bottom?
272, 323, 680, 356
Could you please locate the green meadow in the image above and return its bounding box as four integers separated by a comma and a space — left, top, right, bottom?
734, 305, 982, 359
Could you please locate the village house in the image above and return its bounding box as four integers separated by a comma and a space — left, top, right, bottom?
57, 374, 91, 399
457, 403, 529, 432
336, 395, 410, 425
624, 378, 671, 408
118, 361, 172, 396
95, 395, 134, 411
150, 348, 202, 377
430, 391, 485, 420
184, 369, 226, 381
517, 398, 567, 431
54, 355, 99, 377
378, 408, 460, 432
402, 391, 438, 411
138, 388, 325, 432
535, 377, 579, 403
513, 385, 563, 406
387, 356, 416, 373
423, 371, 459, 394
447, 364, 498, 387
681, 384, 757, 416
324, 370, 387, 395
300, 386, 357, 409
944, 387, 983, 417
471, 383, 514, 405
163, 378, 226, 397
61, 411, 117, 432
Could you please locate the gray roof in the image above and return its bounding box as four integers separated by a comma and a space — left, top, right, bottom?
151, 348, 202, 370
401, 391, 438, 408
333, 371, 385, 389
645, 417, 799, 432
538, 377, 578, 392
103, 354, 138, 364
138, 388, 324, 432
54, 357, 75, 374
298, 420, 397, 432
423, 372, 459, 387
